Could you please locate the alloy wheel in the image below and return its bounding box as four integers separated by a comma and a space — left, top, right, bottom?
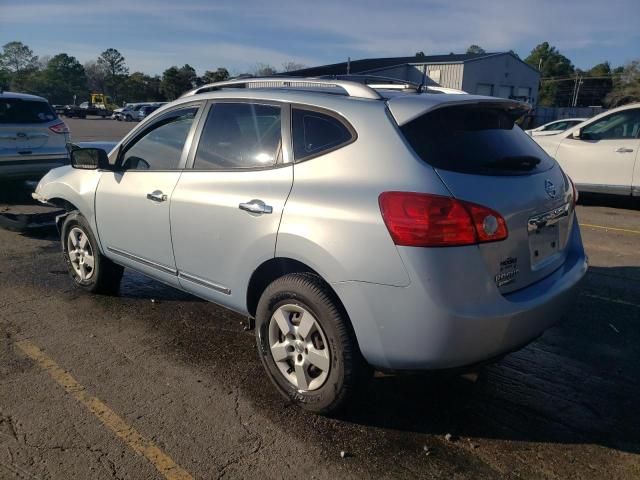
268, 304, 331, 391
67, 227, 95, 281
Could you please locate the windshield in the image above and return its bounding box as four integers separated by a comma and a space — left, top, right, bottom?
0, 99, 57, 124
400, 104, 555, 176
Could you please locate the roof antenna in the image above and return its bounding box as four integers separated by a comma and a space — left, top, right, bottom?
347, 57, 351, 74
418, 64, 427, 93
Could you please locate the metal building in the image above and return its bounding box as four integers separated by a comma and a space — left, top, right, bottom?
289, 52, 541, 105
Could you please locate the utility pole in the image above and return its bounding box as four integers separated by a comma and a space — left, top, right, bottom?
574, 77, 583, 107
571, 75, 584, 107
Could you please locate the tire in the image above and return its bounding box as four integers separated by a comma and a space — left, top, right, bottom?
255, 273, 371, 415
125, 114, 132, 122
61, 212, 124, 294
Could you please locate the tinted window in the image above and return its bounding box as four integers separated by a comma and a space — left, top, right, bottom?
292, 109, 353, 160
543, 121, 569, 131
0, 99, 56, 124
400, 105, 555, 176
194, 103, 281, 170
121, 107, 197, 170
581, 110, 640, 140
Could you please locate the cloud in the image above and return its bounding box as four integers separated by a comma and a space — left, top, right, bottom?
1, 0, 639, 72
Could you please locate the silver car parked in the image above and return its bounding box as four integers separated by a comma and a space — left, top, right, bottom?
33, 77, 587, 414
1, 91, 69, 180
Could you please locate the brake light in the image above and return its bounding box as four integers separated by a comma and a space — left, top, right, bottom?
378, 192, 508, 247
49, 121, 69, 134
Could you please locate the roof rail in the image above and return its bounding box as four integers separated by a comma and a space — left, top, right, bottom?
319, 74, 421, 91
182, 76, 382, 100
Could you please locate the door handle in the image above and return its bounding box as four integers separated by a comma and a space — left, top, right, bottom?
615, 147, 634, 153
239, 199, 273, 214
146, 190, 167, 202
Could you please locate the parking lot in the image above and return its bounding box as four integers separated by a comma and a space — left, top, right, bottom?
1, 118, 639, 479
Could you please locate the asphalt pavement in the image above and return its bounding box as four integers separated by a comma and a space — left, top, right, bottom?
0, 119, 639, 479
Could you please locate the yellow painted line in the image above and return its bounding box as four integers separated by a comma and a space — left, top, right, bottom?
579, 223, 640, 235
15, 340, 194, 480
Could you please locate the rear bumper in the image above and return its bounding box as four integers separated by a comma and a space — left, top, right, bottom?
333, 216, 588, 371
0, 156, 69, 179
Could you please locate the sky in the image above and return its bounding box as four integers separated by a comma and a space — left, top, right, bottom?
1, 0, 639, 76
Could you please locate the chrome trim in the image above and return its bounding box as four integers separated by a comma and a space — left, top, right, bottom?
178, 271, 231, 295
106, 247, 176, 275
528, 203, 571, 233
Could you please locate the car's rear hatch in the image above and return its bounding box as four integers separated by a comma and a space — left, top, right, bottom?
389, 96, 575, 294
0, 98, 67, 159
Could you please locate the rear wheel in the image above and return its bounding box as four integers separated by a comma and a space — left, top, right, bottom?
255, 273, 371, 415
61, 212, 123, 294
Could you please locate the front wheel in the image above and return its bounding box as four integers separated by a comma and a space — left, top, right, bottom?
61, 212, 124, 294
255, 273, 371, 415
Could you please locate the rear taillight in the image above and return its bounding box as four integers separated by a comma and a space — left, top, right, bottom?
378, 192, 508, 247
49, 121, 69, 134
570, 177, 578, 206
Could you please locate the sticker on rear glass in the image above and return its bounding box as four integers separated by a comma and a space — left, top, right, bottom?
495, 257, 519, 287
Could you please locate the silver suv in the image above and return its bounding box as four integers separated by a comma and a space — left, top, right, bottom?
34, 77, 587, 414
1, 92, 69, 180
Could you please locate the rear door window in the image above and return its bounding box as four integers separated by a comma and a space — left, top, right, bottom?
400, 104, 555, 176
194, 102, 282, 170
0, 99, 57, 124
292, 108, 354, 161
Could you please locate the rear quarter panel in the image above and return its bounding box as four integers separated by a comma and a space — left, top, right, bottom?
276, 100, 451, 286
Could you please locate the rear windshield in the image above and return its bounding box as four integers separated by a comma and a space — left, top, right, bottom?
400, 104, 555, 175
0, 99, 57, 124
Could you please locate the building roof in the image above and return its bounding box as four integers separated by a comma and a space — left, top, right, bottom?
288, 52, 536, 77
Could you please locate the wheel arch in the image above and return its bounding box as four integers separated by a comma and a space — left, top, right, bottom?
246, 257, 318, 318
247, 257, 369, 368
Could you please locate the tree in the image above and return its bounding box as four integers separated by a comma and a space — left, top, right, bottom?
577, 62, 613, 106
0, 41, 40, 91
282, 62, 306, 72
415, 51, 426, 58
200, 67, 229, 84
466, 45, 486, 55
606, 60, 640, 107
97, 48, 128, 102
97, 48, 128, 78
84, 61, 107, 95
252, 63, 277, 76
0, 67, 10, 90
161, 64, 198, 100
525, 42, 575, 106
0, 41, 38, 74
123, 72, 165, 102
37, 53, 87, 104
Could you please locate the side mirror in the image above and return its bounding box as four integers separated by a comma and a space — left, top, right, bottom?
70, 148, 110, 170
571, 128, 582, 139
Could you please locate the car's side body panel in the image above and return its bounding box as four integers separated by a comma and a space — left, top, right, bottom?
171, 165, 294, 313
534, 104, 640, 196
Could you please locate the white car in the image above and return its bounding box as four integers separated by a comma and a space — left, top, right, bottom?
525, 118, 586, 137
534, 103, 640, 196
